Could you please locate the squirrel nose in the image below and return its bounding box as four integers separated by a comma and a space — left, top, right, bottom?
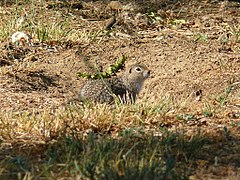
144, 70, 150, 78
147, 70, 150, 76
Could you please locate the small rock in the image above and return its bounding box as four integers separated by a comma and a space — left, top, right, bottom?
107, 1, 123, 11
11, 31, 32, 46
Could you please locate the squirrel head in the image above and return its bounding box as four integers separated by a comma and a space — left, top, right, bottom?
126, 64, 150, 81
122, 64, 150, 94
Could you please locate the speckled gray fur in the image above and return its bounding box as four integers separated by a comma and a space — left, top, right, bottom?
79, 64, 150, 104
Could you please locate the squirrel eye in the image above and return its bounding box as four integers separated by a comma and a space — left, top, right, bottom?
135, 67, 142, 72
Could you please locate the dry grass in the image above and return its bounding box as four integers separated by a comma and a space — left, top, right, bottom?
0, 100, 240, 179
0, 103, 207, 179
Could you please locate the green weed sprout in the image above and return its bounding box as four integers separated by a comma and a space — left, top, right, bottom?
77, 55, 127, 79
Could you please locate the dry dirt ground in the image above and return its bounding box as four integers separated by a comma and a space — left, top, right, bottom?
0, 0, 239, 112
0, 0, 240, 178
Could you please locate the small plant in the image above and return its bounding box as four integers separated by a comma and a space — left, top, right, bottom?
36, 25, 49, 43
229, 23, 240, 43
171, 19, 186, 25
146, 12, 162, 24
218, 34, 229, 44
203, 110, 213, 117
150, 98, 173, 114
77, 55, 127, 79
216, 85, 233, 106
230, 120, 240, 128
170, 19, 187, 29
203, 102, 214, 117
195, 33, 208, 42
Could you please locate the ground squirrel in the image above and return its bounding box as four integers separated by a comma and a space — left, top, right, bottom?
78, 64, 150, 104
